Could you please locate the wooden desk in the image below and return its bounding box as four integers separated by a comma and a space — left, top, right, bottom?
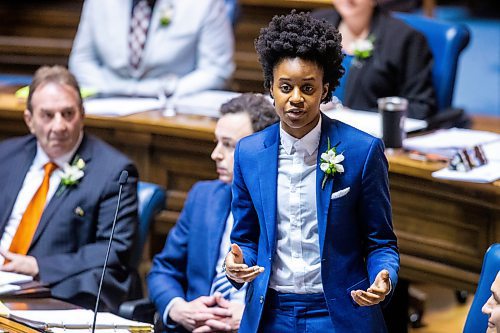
0, 93, 499, 292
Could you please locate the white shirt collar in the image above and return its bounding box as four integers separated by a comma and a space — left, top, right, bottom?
33, 131, 84, 170
279, 116, 322, 156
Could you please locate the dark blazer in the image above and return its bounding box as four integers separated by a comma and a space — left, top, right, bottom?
313, 7, 437, 120
0, 134, 138, 312
147, 180, 231, 326
230, 114, 399, 333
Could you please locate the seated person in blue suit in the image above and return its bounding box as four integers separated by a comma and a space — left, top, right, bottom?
69, 0, 234, 98
224, 12, 400, 333
0, 65, 138, 312
483, 271, 500, 333
312, 0, 437, 120
147, 93, 278, 332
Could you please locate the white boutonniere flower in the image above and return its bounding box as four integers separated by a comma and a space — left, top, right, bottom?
351, 36, 375, 60
320, 138, 344, 189
57, 157, 85, 196
159, 3, 174, 27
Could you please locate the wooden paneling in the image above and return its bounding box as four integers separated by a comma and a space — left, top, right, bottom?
0, 0, 82, 73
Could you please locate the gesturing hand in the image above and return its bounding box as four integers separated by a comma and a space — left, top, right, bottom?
224, 244, 264, 284
0, 249, 39, 277
350, 269, 391, 306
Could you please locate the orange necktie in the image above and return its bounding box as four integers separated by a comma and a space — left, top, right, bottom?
9, 162, 58, 255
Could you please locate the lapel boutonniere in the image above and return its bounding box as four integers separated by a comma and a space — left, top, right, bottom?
320, 138, 344, 189
351, 36, 375, 61
159, 3, 174, 27
57, 156, 85, 196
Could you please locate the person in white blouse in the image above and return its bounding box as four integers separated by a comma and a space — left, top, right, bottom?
69, 0, 234, 98
224, 12, 399, 333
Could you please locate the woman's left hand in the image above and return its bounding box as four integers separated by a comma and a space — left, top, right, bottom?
350, 269, 391, 306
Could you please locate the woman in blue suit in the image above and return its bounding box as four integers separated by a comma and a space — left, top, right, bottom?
224, 11, 399, 332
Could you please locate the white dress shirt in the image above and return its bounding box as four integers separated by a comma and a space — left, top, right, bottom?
269, 117, 324, 294
0, 134, 82, 265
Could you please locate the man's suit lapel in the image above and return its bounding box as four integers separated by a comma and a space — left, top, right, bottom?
257, 127, 279, 256
316, 115, 336, 256
0, 140, 36, 233
206, 183, 231, 281
30, 135, 93, 249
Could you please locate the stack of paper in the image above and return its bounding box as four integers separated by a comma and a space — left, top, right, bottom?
2, 309, 153, 332
403, 128, 500, 159
0, 271, 33, 295
403, 128, 500, 183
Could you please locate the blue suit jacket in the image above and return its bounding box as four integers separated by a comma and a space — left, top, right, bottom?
0, 134, 138, 311
148, 180, 231, 320
231, 114, 400, 332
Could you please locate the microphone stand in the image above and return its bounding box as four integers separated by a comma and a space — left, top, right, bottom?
91, 170, 128, 333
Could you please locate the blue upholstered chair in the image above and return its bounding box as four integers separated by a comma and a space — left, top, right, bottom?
133, 182, 166, 268
393, 12, 470, 111
224, 0, 240, 27
394, 12, 471, 129
127, 181, 166, 300
463, 243, 500, 333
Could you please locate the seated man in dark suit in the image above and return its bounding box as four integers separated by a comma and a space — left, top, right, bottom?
148, 93, 278, 332
0, 65, 139, 312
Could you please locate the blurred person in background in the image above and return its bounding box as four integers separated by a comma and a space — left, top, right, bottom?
69, 0, 234, 98
313, 0, 437, 120
0, 65, 138, 312
483, 271, 500, 333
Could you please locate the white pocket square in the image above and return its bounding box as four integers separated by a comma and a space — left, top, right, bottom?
331, 187, 350, 200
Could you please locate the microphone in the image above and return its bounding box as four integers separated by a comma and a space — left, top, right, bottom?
91, 170, 128, 333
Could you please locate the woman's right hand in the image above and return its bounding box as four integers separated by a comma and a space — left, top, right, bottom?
224, 243, 264, 283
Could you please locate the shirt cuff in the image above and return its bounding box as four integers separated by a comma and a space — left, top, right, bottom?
163, 297, 183, 328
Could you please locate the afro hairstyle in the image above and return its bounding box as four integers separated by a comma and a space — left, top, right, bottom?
254, 10, 344, 103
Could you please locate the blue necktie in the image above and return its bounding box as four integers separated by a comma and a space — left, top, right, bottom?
210, 270, 234, 299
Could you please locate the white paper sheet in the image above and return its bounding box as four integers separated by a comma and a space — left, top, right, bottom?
403, 128, 500, 158
0, 271, 33, 285
432, 161, 500, 183
0, 284, 20, 295
8, 309, 152, 331
84, 97, 162, 116
173, 90, 241, 117
323, 109, 427, 138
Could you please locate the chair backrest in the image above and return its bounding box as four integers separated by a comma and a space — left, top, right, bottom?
131, 181, 166, 270
463, 243, 500, 333
224, 0, 239, 27
393, 12, 470, 111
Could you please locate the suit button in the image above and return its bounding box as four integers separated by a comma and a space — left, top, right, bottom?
260, 296, 264, 304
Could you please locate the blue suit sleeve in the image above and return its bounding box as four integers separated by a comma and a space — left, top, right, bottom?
359, 138, 400, 305
147, 183, 201, 317
230, 142, 259, 268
